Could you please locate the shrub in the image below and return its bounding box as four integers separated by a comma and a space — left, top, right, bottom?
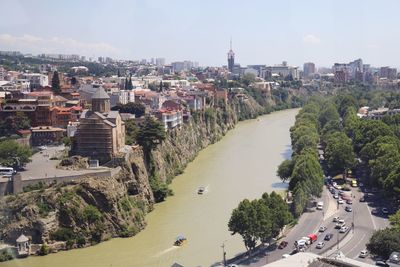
76, 236, 86, 247
50, 227, 75, 241
38, 244, 49, 256
0, 251, 13, 262
82, 205, 102, 224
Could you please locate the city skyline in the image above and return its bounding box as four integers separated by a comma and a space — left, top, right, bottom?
2, 0, 400, 68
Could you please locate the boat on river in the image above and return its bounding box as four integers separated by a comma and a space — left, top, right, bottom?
197, 186, 206, 194
174, 235, 187, 246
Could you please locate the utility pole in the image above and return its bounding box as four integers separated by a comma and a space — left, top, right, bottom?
221, 241, 227, 266
352, 210, 355, 233
337, 231, 339, 250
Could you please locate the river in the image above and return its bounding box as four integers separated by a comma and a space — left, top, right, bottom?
3, 108, 298, 267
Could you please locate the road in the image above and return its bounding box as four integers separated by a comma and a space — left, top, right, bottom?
237, 182, 390, 266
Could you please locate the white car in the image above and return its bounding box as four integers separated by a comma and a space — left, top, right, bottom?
333, 216, 340, 222
319, 226, 327, 232
316, 242, 325, 249
339, 226, 349, 233
359, 250, 368, 258
333, 194, 339, 199
337, 199, 344, 204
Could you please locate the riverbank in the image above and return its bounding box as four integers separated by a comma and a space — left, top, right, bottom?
0, 108, 299, 267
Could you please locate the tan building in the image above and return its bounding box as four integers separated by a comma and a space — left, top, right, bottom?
73, 87, 125, 163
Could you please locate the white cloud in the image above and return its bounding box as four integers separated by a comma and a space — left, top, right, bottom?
0, 34, 119, 56
302, 34, 321, 45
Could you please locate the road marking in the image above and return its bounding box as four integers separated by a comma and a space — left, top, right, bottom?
365, 203, 377, 230
345, 232, 366, 257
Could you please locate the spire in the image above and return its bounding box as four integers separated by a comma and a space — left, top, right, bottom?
230, 37, 232, 50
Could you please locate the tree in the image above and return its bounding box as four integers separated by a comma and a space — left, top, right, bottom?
52, 71, 61, 94
124, 77, 129, 90
136, 117, 166, 152
367, 228, 400, 260
277, 159, 294, 182
324, 132, 356, 175
389, 210, 400, 230
228, 199, 259, 251
111, 102, 146, 118
0, 139, 32, 168
318, 103, 340, 130
15, 111, 30, 130
124, 119, 139, 145
71, 76, 77, 86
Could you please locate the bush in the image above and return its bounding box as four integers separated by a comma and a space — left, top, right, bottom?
23, 182, 46, 192
0, 251, 13, 262
82, 205, 102, 224
38, 244, 49, 256
76, 236, 86, 247
50, 227, 76, 241
37, 202, 53, 216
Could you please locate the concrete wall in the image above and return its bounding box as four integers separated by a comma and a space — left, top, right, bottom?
0, 179, 13, 196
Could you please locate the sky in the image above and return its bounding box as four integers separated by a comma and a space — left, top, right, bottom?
1, 0, 400, 68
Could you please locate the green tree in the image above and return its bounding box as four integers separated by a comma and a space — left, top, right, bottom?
277, 159, 294, 182
82, 205, 102, 224
292, 183, 308, 217
389, 210, 400, 230
228, 199, 258, 251
111, 102, 146, 118
15, 112, 30, 130
324, 132, 356, 175
124, 119, 139, 145
367, 228, 400, 260
52, 71, 61, 94
318, 103, 340, 130
0, 139, 32, 168
136, 117, 166, 152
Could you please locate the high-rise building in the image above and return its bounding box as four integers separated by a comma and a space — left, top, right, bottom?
156, 58, 166, 67
227, 39, 235, 72
303, 62, 316, 78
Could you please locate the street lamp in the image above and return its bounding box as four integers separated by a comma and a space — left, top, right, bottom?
221, 240, 227, 266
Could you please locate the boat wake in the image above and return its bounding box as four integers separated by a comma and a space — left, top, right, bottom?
154, 246, 178, 257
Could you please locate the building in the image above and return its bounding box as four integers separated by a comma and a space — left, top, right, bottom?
31, 126, 66, 146
265, 61, 299, 80
21, 73, 49, 90
303, 62, 316, 78
73, 87, 125, 163
156, 58, 166, 67
227, 39, 235, 73
154, 109, 183, 130
380, 66, 397, 80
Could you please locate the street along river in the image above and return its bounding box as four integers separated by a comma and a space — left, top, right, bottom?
3, 108, 298, 267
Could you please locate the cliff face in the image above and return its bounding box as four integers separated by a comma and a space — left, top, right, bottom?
0, 93, 267, 252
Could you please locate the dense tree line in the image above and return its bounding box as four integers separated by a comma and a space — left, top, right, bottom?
228, 192, 292, 251
277, 100, 324, 217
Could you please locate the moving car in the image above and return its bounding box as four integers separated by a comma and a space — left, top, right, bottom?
359, 250, 368, 258
278, 241, 288, 249
319, 226, 327, 232
317, 202, 324, 210
316, 242, 325, 249
339, 226, 349, 233
345, 206, 352, 212
324, 233, 333, 241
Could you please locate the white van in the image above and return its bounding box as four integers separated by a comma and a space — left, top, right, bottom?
317, 202, 324, 210
0, 166, 15, 177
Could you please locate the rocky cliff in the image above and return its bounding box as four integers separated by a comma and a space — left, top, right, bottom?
0, 92, 277, 254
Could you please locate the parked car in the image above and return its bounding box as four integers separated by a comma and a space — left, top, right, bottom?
371, 209, 379, 215
316, 242, 325, 249
382, 207, 389, 214
324, 233, 333, 241
346, 199, 353, 204
359, 250, 368, 258
375, 260, 389, 266
345, 206, 352, 212
333, 216, 340, 222
319, 226, 327, 232
278, 241, 288, 249
359, 197, 365, 202
337, 199, 344, 204
339, 226, 349, 233
333, 194, 339, 199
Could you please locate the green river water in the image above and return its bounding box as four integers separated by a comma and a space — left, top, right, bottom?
3, 108, 298, 267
